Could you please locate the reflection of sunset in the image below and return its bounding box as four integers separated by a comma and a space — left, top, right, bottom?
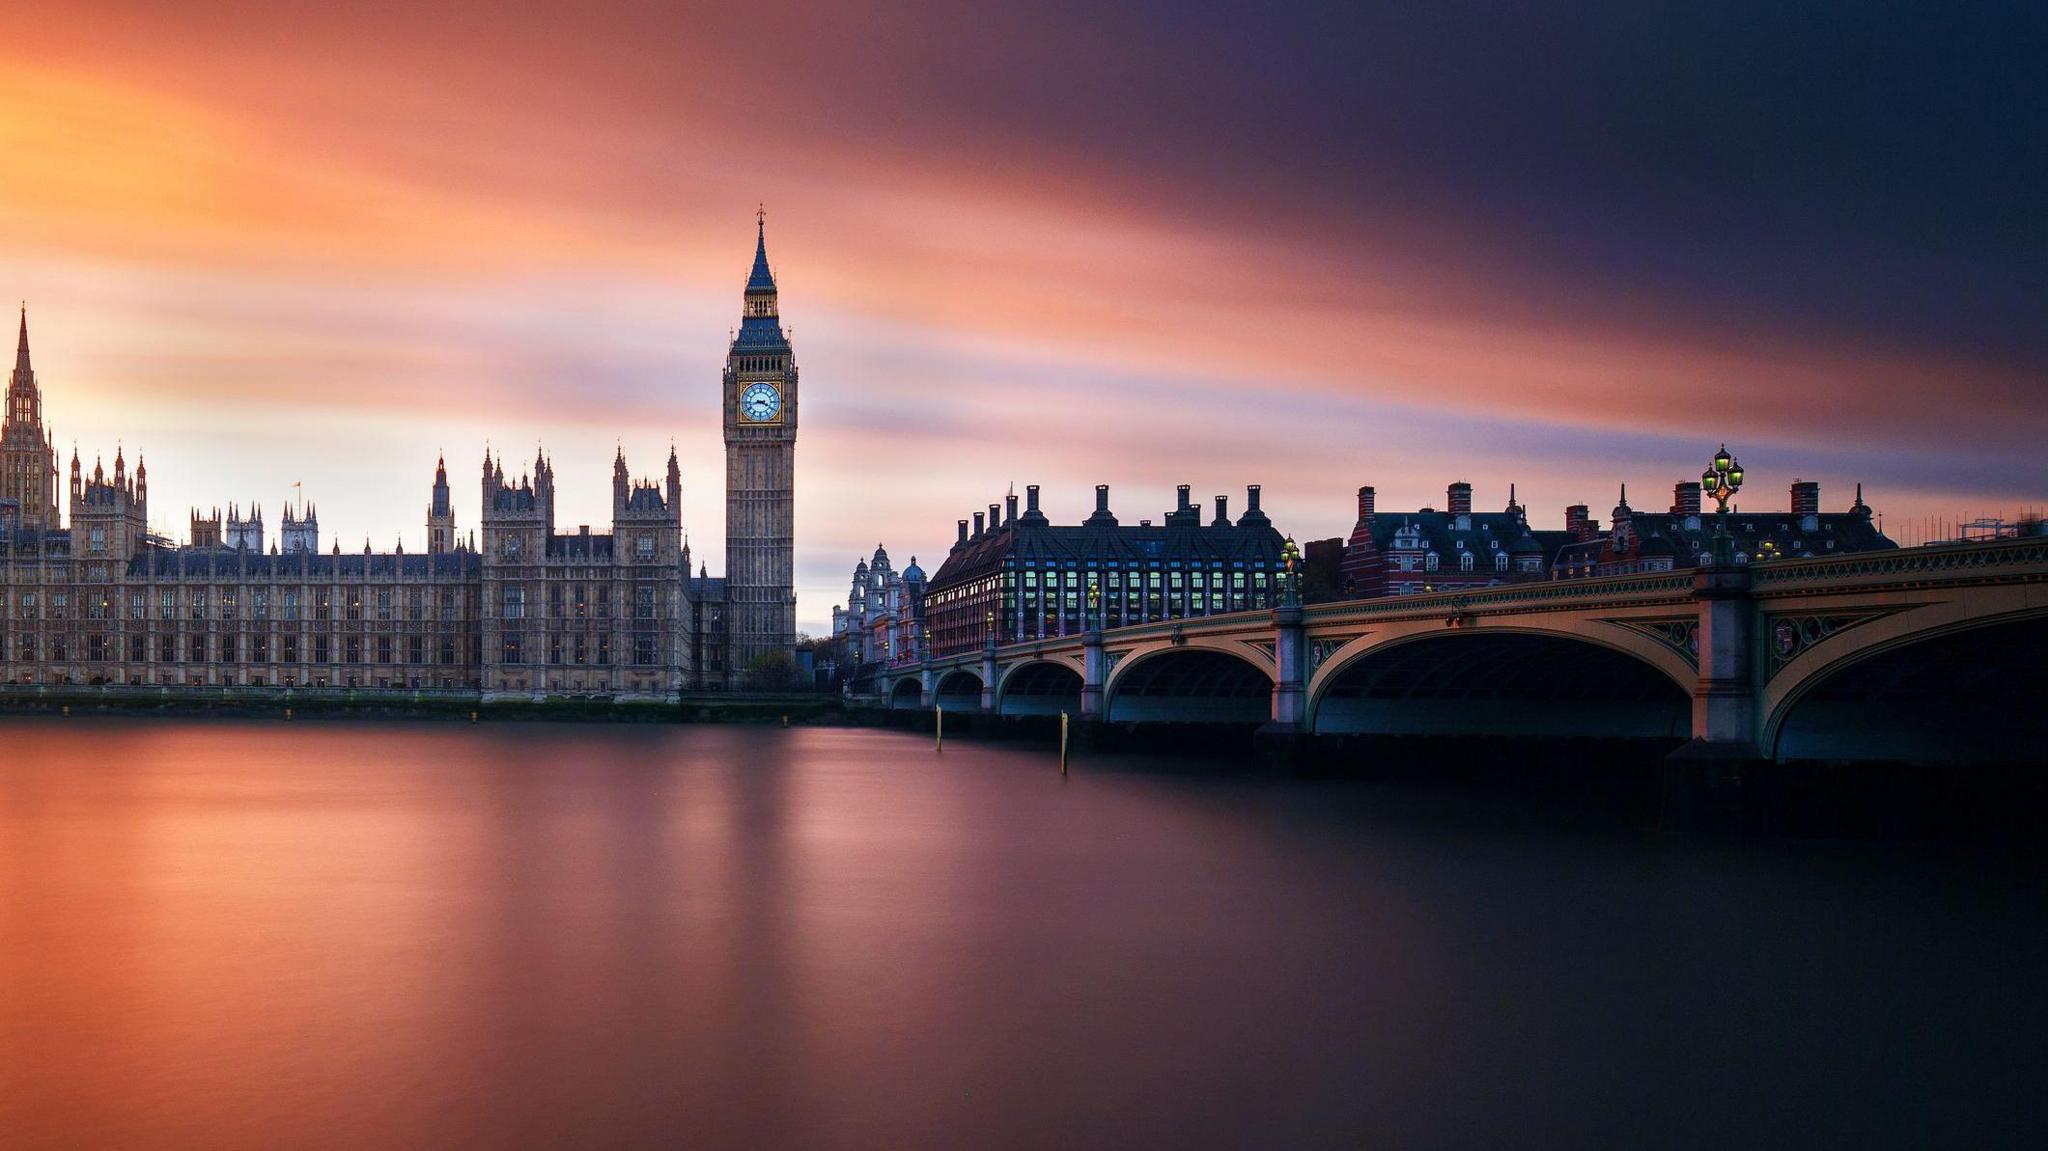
4, 3, 2039, 632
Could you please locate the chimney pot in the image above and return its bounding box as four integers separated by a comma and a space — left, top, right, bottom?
1176, 484, 1191, 511
1672, 482, 1702, 516
1005, 493, 1018, 525
956, 519, 969, 545
1447, 481, 1473, 516
973, 512, 985, 538
1214, 495, 1229, 526
1027, 484, 1041, 513
1790, 480, 1820, 516
1247, 484, 1263, 511
1095, 484, 1110, 513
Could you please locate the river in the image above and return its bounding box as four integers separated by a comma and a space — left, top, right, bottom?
0, 720, 2039, 1148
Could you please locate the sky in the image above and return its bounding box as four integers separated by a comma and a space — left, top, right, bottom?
4, 0, 2043, 633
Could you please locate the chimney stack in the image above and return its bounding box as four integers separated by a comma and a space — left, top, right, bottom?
1791, 480, 1820, 516
1005, 493, 1019, 525
973, 511, 985, 538
1447, 481, 1473, 516
957, 519, 969, 546
1027, 484, 1041, 514
1672, 482, 1702, 516
1084, 484, 1118, 528
1356, 485, 1376, 524
989, 503, 1001, 532
1213, 495, 1229, 526
1246, 485, 1262, 513
1176, 484, 1191, 512
1565, 504, 1595, 541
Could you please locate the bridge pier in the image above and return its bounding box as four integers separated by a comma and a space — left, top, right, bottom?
1253, 604, 1311, 773
919, 660, 935, 709
980, 638, 997, 714
1667, 564, 1765, 827
1080, 628, 1104, 721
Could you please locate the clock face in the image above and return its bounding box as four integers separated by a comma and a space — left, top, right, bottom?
740, 382, 782, 423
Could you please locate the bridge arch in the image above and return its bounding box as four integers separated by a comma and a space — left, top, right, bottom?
996, 660, 1085, 716
932, 669, 984, 712
1306, 624, 1691, 739
1762, 606, 2048, 763
1104, 644, 1275, 724
887, 677, 924, 710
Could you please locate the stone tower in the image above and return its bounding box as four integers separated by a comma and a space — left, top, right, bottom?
2, 306, 61, 533
428, 453, 455, 554
722, 210, 798, 678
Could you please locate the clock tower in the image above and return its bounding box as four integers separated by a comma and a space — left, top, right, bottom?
722, 210, 798, 677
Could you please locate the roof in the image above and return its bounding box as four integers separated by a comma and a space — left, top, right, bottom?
1555, 509, 1896, 569
746, 217, 776, 294
1356, 508, 1565, 563
928, 512, 1287, 591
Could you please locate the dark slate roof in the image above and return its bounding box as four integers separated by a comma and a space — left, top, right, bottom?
548, 532, 615, 560
746, 221, 776, 293
1554, 509, 1896, 570
1360, 509, 1562, 562
490, 486, 539, 513
690, 576, 727, 600
928, 511, 1287, 591
733, 314, 790, 351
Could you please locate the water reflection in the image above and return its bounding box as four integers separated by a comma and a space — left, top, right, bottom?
0, 721, 2040, 1148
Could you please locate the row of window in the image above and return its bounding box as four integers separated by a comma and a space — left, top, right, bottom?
498, 586, 662, 619
7, 633, 473, 666
0, 587, 472, 622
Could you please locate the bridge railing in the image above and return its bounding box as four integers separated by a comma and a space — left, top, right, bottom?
1749, 537, 2048, 591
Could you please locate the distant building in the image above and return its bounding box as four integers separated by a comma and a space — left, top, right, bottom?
922, 482, 1287, 657
1338, 482, 1565, 597
1553, 479, 1895, 577
832, 544, 927, 668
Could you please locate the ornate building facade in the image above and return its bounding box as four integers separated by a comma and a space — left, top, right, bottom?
831, 544, 927, 669
0, 221, 803, 697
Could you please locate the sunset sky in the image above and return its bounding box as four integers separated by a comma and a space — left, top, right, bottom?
6, 1, 2042, 632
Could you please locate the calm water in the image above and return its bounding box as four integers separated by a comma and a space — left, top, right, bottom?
0, 721, 2040, 1149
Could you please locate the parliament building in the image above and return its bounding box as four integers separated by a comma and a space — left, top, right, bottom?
0, 219, 800, 697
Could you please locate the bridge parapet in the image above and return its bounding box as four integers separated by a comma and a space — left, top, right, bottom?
1749, 537, 2048, 594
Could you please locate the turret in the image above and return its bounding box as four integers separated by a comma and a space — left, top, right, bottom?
428, 453, 455, 554
666, 443, 682, 522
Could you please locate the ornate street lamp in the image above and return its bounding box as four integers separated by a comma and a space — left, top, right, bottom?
1086, 578, 1101, 631
984, 609, 995, 647
1280, 536, 1302, 607
1703, 443, 1745, 564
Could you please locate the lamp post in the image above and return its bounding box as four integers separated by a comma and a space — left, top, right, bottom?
1086, 578, 1101, 633
1280, 536, 1302, 607
1702, 444, 1745, 565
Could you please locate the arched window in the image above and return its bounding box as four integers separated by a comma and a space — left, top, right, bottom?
1425, 551, 1440, 572
1460, 552, 1474, 571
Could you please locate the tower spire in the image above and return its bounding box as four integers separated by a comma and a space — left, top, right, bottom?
746, 207, 776, 294
14, 302, 29, 378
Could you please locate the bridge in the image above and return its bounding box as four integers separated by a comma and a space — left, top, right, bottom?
874, 537, 2048, 766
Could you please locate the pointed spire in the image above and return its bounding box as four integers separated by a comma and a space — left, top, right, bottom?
14, 302, 30, 377
746, 207, 776, 294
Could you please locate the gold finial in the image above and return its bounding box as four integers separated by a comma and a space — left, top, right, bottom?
757, 202, 766, 228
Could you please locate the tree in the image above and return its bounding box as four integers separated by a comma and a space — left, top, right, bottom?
745, 649, 805, 691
